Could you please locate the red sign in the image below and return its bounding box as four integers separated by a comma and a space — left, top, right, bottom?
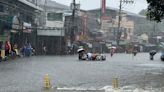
101, 0, 106, 16
101, 16, 112, 20
83, 15, 88, 35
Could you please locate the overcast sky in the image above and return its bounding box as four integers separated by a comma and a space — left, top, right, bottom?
52, 0, 148, 14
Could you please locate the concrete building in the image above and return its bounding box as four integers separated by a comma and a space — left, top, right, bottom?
35, 0, 70, 55
113, 16, 134, 41
0, 0, 42, 50
87, 7, 144, 43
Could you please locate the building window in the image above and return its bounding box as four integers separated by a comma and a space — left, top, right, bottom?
47, 13, 63, 21
0, 4, 4, 12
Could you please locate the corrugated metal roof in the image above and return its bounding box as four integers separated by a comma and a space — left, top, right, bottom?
18, 0, 43, 11
88, 7, 146, 18
46, 0, 69, 9
38, 0, 69, 10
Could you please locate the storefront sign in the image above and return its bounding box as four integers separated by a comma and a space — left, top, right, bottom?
37, 29, 65, 36
23, 22, 32, 33
12, 15, 21, 30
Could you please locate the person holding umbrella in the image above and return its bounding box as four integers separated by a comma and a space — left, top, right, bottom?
77, 47, 85, 60
149, 50, 157, 60
110, 46, 116, 57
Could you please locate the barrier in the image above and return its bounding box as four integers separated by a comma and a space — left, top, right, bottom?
44, 74, 52, 89
112, 78, 119, 90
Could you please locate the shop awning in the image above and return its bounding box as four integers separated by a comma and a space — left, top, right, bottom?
18, 0, 43, 11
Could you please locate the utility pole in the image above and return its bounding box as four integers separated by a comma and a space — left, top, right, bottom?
70, 0, 76, 45
70, 0, 76, 54
72, 0, 76, 24
117, 0, 134, 46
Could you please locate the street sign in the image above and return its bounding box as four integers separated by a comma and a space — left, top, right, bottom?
70, 3, 80, 10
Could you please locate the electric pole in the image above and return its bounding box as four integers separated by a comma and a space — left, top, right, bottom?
117, 0, 134, 46
72, 0, 76, 23
70, 0, 76, 45
71, 0, 76, 55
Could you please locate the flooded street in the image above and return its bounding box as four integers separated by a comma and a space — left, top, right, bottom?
1, 0, 164, 91
0, 53, 164, 92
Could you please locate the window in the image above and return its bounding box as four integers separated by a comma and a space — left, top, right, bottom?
47, 13, 63, 21
0, 4, 4, 12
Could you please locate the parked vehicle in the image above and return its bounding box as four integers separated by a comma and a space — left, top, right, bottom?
161, 51, 164, 61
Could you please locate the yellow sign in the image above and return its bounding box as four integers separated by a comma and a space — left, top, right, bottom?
1, 50, 5, 59
79, 35, 88, 41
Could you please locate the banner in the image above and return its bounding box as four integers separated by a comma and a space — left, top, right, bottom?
101, 0, 106, 16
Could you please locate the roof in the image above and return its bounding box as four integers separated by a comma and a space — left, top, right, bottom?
18, 0, 43, 11
40, 0, 69, 10
122, 10, 146, 18
88, 6, 146, 18
88, 7, 118, 11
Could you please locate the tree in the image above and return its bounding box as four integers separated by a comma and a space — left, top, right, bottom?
147, 0, 164, 22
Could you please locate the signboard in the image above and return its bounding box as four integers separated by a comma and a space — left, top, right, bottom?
12, 15, 21, 30
23, 22, 32, 33
70, 3, 80, 10
46, 21, 64, 28
37, 29, 65, 36
101, 0, 106, 16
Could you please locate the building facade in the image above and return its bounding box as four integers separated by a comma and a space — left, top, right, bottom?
36, 0, 69, 55
0, 0, 42, 50
87, 7, 144, 44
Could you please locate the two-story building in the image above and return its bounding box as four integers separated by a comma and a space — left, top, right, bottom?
36, 0, 69, 55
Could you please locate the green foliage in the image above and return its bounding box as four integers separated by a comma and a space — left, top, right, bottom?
147, 0, 164, 22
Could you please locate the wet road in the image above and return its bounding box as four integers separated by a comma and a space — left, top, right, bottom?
0, 53, 164, 92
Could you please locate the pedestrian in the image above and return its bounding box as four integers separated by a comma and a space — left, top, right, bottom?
11, 44, 17, 59
5, 41, 11, 57
21, 45, 26, 57
13, 44, 19, 56
87, 52, 92, 60
110, 48, 115, 57
0, 52, 1, 62
43, 46, 47, 55
24, 42, 32, 57
132, 49, 137, 56
149, 50, 157, 60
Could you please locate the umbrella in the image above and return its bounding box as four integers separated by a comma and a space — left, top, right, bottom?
77, 48, 85, 53
79, 46, 83, 49
108, 46, 116, 49
150, 50, 157, 55
112, 46, 116, 49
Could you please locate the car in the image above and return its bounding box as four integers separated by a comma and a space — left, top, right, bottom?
160, 51, 164, 61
